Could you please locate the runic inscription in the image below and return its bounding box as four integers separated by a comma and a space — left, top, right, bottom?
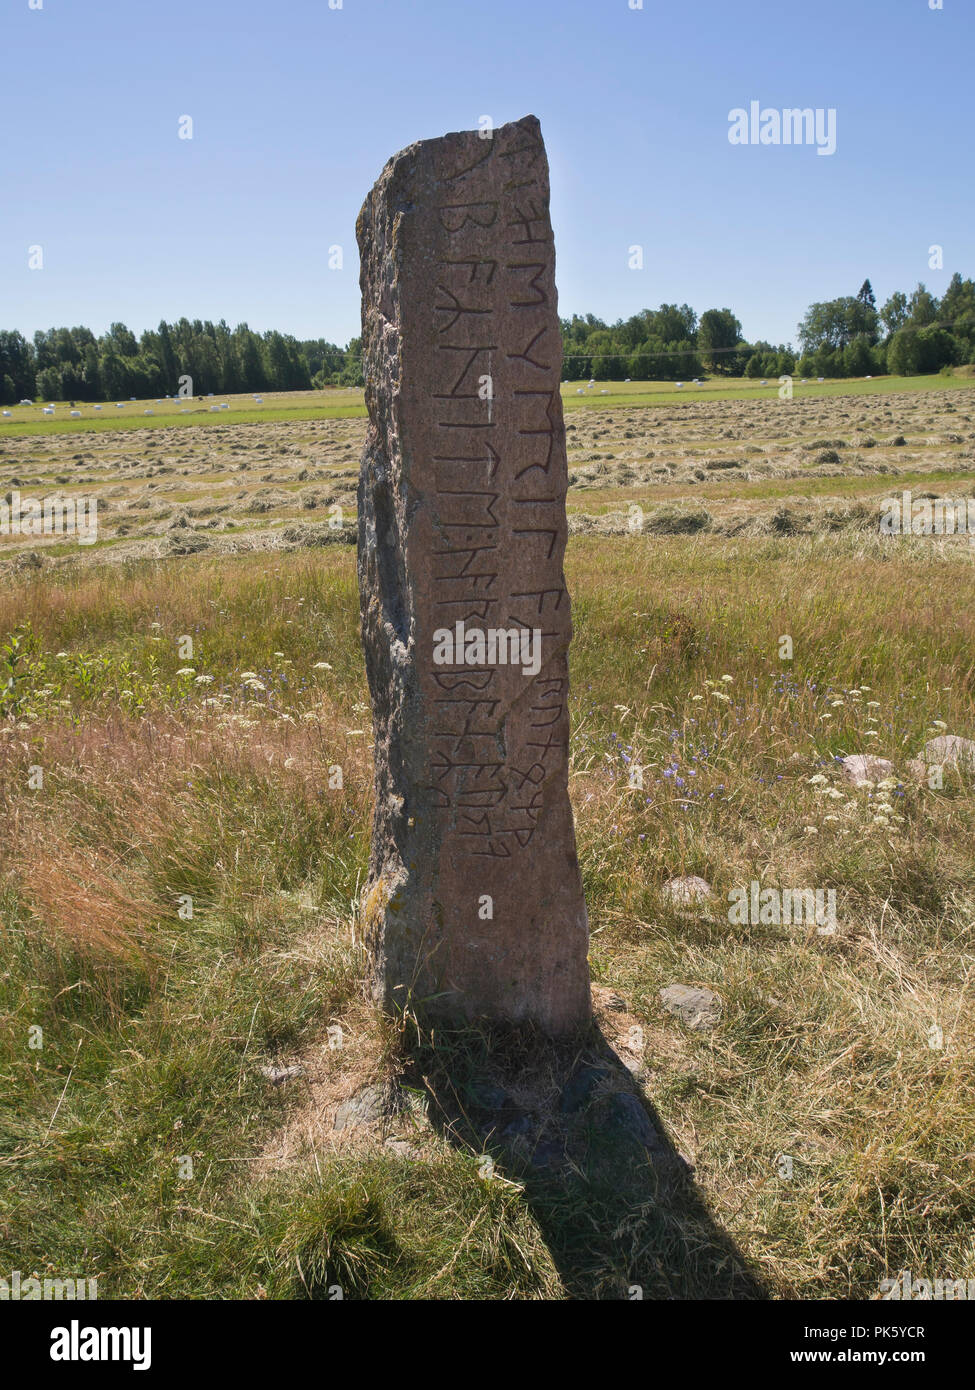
357, 115, 590, 1033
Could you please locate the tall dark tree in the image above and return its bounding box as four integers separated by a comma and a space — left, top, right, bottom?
0, 330, 35, 399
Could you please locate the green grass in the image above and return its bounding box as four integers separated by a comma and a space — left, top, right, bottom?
560, 372, 975, 410
0, 534, 972, 1299
3, 373, 974, 439
0, 399, 368, 439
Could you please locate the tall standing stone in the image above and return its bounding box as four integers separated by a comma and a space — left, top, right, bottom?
357, 115, 590, 1034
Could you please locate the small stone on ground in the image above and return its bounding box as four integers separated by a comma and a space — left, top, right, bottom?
660, 984, 722, 1030
661, 875, 713, 905
259, 1063, 305, 1085
839, 754, 895, 785
333, 1082, 387, 1131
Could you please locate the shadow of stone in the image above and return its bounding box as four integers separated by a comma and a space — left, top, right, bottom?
412, 1020, 769, 1301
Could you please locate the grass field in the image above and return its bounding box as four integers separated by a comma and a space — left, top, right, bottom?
3, 375, 973, 574
0, 388, 368, 439
2, 373, 972, 439
0, 378, 973, 1300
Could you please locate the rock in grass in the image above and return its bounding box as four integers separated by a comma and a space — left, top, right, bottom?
604, 1091, 664, 1151
501, 1112, 534, 1141
661, 875, 713, 905
260, 1063, 305, 1086
660, 984, 722, 1031
384, 1138, 420, 1159
839, 753, 895, 786
333, 1083, 387, 1131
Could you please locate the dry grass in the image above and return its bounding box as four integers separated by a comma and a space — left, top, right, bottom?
0, 387, 972, 1299
2, 383, 972, 574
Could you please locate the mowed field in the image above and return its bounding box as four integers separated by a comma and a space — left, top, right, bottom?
3, 376, 975, 572
0, 378, 973, 1300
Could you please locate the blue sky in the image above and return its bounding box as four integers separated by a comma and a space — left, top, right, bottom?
3, 0, 971, 350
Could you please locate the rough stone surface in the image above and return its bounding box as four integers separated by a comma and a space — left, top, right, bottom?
660, 984, 722, 1031
333, 1083, 387, 1132
356, 116, 590, 1033
602, 1091, 665, 1153
259, 1063, 305, 1086
839, 753, 896, 786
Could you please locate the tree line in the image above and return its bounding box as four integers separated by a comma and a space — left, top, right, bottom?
561, 274, 975, 382
0, 318, 364, 405
2, 273, 974, 404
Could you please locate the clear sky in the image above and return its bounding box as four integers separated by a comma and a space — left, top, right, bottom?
3, 0, 971, 350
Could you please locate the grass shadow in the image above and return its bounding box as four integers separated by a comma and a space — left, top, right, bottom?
409, 1017, 769, 1301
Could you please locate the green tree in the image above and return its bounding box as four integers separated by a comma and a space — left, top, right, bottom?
843, 334, 873, 376
917, 325, 959, 372
36, 366, 61, 401
799, 296, 876, 353
106, 322, 138, 357
339, 337, 364, 386
155, 320, 179, 392
235, 326, 268, 392
857, 279, 876, 309
880, 292, 909, 337
0, 330, 34, 399
82, 345, 101, 398
907, 283, 938, 328
938, 273, 975, 351
99, 352, 129, 399
698, 308, 742, 372
887, 328, 921, 376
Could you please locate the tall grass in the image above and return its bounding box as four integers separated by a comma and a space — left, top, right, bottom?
0, 532, 972, 1298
